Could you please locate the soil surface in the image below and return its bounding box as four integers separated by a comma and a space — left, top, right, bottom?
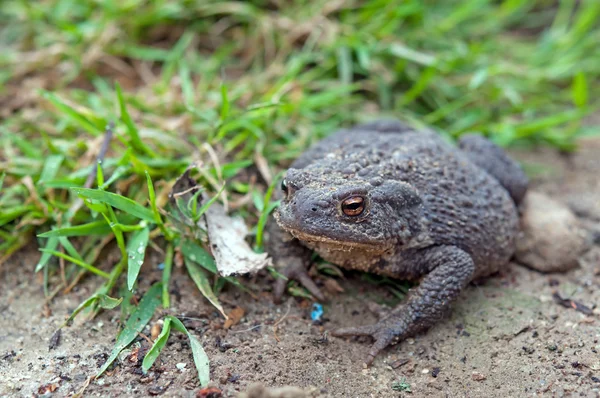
2, 139, 600, 398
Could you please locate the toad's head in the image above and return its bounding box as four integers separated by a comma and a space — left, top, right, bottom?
274, 165, 424, 253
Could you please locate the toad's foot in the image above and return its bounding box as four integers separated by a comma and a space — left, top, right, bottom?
332, 321, 407, 366
332, 245, 475, 366
274, 259, 325, 303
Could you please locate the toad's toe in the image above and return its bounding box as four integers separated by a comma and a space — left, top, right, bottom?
273, 261, 325, 303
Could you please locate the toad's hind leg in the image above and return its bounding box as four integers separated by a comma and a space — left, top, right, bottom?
459, 134, 528, 205
332, 245, 474, 365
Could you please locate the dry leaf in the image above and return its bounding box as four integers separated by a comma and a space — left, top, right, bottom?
150, 322, 161, 340
168, 168, 271, 277
323, 278, 345, 295
223, 307, 245, 329
201, 201, 271, 276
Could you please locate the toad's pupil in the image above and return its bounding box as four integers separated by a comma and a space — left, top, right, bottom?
281, 179, 288, 193
342, 196, 365, 216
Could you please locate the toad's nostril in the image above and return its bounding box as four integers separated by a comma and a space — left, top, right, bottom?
311, 207, 317, 212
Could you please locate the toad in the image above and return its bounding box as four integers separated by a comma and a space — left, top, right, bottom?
266, 120, 528, 365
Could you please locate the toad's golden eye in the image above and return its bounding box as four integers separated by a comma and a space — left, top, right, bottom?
341, 196, 365, 216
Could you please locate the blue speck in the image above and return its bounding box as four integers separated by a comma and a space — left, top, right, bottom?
158, 262, 165, 270
311, 303, 323, 322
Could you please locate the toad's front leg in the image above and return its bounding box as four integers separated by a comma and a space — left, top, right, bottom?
264, 217, 325, 302
332, 245, 475, 365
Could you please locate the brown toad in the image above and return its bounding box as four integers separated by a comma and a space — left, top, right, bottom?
266, 120, 528, 365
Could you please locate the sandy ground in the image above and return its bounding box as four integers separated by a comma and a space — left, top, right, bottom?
1, 139, 600, 398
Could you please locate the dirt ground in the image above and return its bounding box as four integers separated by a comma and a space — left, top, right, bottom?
1, 139, 600, 398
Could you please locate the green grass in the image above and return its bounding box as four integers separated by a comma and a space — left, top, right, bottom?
1, 0, 600, 386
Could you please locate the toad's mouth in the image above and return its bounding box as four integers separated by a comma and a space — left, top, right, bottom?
282, 227, 391, 253
274, 207, 392, 253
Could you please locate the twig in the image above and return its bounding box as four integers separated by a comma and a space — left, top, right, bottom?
137, 332, 154, 345
231, 325, 263, 334
45, 283, 65, 303
59, 254, 67, 287
63, 269, 86, 294
273, 301, 292, 343
67, 122, 114, 219
72, 375, 92, 398
201, 144, 229, 211
172, 185, 201, 199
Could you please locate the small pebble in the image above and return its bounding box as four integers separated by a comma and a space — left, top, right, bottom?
421, 368, 429, 374
472, 372, 486, 381
176, 363, 187, 371
547, 343, 558, 351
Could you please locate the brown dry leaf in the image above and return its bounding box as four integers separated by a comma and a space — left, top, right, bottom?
38, 383, 59, 394
223, 307, 245, 329
129, 345, 140, 363
196, 387, 223, 398
42, 303, 52, 318
174, 251, 184, 268
323, 278, 345, 295
150, 322, 162, 340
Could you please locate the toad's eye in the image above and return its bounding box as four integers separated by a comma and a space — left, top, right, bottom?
281, 179, 288, 194
341, 196, 365, 216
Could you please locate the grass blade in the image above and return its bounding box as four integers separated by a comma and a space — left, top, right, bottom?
192, 187, 224, 222
169, 316, 210, 387
35, 236, 59, 272
37, 221, 113, 237
162, 244, 174, 308
57, 236, 84, 262
63, 293, 122, 327
255, 171, 284, 249
115, 82, 156, 157
72, 188, 155, 222
180, 239, 253, 294
141, 315, 210, 386
220, 83, 230, 122
336, 45, 353, 84
126, 227, 150, 290
179, 240, 217, 273
38, 155, 64, 185
183, 255, 227, 319
97, 283, 162, 377
142, 317, 172, 373
97, 294, 124, 309
572, 72, 588, 108
387, 43, 436, 66
39, 249, 111, 278
41, 91, 103, 136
